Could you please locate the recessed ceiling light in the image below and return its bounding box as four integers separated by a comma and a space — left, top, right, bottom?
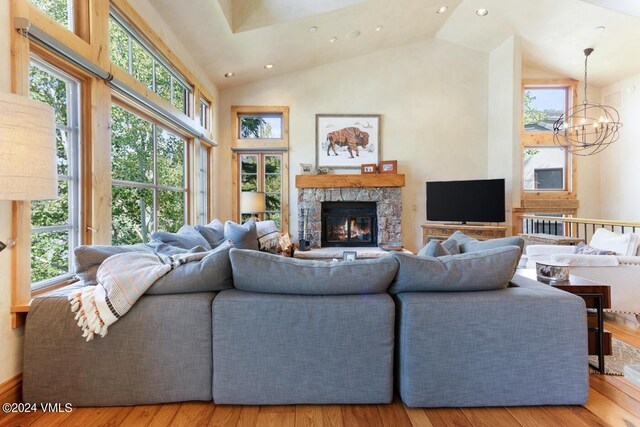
476, 8, 489, 16
224, 72, 235, 78
309, 26, 318, 32
436, 6, 448, 14
329, 37, 338, 43
346, 30, 361, 40
264, 64, 274, 70
595, 25, 606, 31
375, 25, 383, 32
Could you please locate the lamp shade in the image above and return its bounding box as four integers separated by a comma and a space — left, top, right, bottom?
0, 91, 57, 200
240, 191, 265, 214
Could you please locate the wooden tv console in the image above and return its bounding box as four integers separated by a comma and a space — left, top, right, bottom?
421, 223, 507, 245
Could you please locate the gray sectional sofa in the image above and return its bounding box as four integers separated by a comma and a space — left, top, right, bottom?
22, 232, 589, 408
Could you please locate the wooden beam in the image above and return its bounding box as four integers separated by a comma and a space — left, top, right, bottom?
296, 174, 405, 189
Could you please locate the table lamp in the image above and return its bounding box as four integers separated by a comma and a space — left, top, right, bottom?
240, 191, 265, 222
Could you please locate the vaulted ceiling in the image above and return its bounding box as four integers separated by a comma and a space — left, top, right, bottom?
145, 0, 640, 89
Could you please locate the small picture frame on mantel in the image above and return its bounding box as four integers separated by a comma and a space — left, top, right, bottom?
378, 160, 397, 174
300, 163, 313, 175
343, 251, 357, 262
361, 163, 377, 174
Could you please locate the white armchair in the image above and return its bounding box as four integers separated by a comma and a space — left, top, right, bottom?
524, 230, 640, 319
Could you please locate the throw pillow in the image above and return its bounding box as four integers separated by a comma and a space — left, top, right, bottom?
224, 220, 259, 250
417, 240, 450, 257
589, 228, 638, 256
449, 231, 524, 253
441, 237, 460, 255
574, 242, 616, 256
146, 241, 234, 295
150, 224, 212, 251
74, 244, 153, 285
229, 249, 399, 295
388, 246, 521, 294
256, 220, 280, 253
195, 219, 226, 249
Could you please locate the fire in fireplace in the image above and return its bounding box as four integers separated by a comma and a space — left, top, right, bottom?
321, 202, 377, 247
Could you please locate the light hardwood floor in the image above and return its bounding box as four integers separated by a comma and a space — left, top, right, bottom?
2, 315, 639, 427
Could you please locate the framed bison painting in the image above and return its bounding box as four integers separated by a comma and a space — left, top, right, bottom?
316, 114, 380, 169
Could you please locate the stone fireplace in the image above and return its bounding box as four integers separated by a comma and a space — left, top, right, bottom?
296, 174, 404, 248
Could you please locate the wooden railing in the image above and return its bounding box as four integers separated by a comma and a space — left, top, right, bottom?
514, 214, 640, 244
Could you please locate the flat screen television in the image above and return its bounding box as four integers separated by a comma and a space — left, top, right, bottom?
426, 179, 505, 223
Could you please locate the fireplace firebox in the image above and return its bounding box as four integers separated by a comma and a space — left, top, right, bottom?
321, 202, 377, 247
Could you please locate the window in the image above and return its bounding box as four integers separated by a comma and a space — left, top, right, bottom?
523, 147, 566, 190
109, 9, 192, 114
111, 104, 187, 245
30, 0, 73, 31
29, 58, 81, 288
239, 113, 283, 139
198, 146, 209, 225
199, 98, 211, 130
523, 87, 568, 131
239, 154, 283, 228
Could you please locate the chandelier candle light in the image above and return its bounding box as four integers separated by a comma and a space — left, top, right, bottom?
553, 48, 622, 156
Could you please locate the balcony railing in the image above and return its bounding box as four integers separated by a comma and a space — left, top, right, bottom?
516, 214, 640, 244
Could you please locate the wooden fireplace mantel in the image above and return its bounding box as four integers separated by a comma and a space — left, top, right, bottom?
295, 174, 405, 189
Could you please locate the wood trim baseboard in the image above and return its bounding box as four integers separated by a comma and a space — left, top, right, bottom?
0, 374, 22, 403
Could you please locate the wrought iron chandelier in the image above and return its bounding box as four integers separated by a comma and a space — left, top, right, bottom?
553, 48, 622, 156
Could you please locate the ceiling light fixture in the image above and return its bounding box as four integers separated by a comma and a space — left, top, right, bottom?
346, 30, 361, 40
309, 26, 318, 32
475, 8, 489, 16
329, 37, 337, 43
436, 6, 448, 14
264, 64, 274, 70
375, 25, 383, 32
224, 72, 235, 78
595, 25, 606, 31
553, 48, 623, 156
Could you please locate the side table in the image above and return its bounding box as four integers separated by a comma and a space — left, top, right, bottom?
517, 269, 611, 374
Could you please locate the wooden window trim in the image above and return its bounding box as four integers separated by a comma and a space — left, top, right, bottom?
231, 106, 289, 233
521, 79, 578, 202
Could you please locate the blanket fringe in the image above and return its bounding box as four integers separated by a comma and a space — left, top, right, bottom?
68, 287, 107, 342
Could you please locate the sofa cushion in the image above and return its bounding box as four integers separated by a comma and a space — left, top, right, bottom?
389, 246, 521, 294
449, 231, 524, 253
195, 219, 226, 249
417, 240, 450, 257
229, 249, 399, 295
146, 241, 234, 295
151, 225, 212, 251
224, 220, 259, 250
589, 228, 639, 256
256, 220, 280, 253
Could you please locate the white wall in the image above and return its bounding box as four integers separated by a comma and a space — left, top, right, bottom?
488, 36, 522, 231
218, 38, 489, 252
600, 73, 640, 221
522, 64, 602, 219
0, 0, 25, 386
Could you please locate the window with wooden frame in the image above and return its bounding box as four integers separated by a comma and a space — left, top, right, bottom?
198, 145, 211, 225
28, 56, 82, 290
238, 153, 284, 228
231, 106, 289, 233
521, 80, 578, 200
110, 103, 188, 244
199, 97, 211, 131
108, 7, 192, 115
28, 0, 89, 39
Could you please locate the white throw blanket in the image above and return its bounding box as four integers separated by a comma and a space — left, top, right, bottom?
69, 250, 208, 341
